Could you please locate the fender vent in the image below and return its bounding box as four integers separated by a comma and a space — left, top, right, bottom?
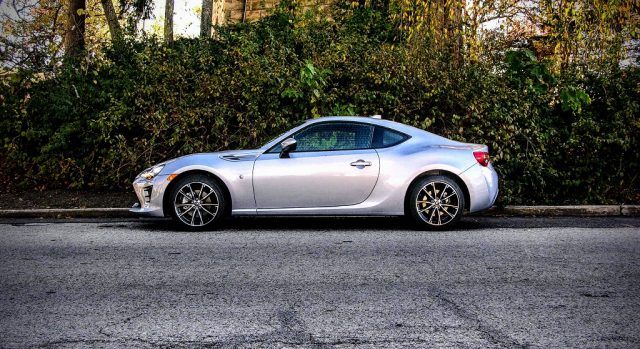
220, 154, 258, 162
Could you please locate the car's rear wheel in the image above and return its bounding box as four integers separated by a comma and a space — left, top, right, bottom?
168, 174, 226, 230
408, 175, 465, 230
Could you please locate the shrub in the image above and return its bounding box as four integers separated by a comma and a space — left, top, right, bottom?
1, 7, 638, 204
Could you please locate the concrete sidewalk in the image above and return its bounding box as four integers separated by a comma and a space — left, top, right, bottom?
0, 205, 638, 219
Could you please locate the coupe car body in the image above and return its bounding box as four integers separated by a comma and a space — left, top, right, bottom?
131, 116, 498, 229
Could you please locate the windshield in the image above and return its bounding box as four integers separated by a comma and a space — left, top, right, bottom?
263, 130, 289, 147
260, 120, 308, 149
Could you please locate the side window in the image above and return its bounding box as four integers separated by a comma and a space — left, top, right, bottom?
294, 123, 374, 152
372, 126, 409, 148
270, 122, 374, 153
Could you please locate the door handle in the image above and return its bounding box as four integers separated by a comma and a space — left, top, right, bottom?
350, 160, 372, 167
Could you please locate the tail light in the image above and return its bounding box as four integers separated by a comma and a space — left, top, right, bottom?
473, 151, 490, 167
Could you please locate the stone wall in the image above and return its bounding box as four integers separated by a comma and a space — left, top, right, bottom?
212, 0, 330, 25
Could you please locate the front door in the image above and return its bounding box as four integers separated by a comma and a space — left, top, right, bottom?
252, 122, 380, 209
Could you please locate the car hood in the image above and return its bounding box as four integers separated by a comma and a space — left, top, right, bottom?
167, 149, 263, 163
158, 149, 263, 177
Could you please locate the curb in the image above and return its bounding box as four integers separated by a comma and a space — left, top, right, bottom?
621, 205, 640, 216
475, 205, 637, 217
0, 206, 638, 219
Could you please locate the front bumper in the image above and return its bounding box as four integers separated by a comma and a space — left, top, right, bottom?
130, 174, 171, 217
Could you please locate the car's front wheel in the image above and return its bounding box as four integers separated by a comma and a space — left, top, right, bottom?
408, 175, 465, 230
168, 174, 226, 230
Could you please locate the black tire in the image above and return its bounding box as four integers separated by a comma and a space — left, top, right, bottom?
408, 175, 465, 230
167, 174, 227, 231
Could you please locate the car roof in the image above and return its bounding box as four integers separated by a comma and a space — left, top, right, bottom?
258, 116, 451, 151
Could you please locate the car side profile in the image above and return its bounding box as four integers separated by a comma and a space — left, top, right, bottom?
131, 116, 498, 230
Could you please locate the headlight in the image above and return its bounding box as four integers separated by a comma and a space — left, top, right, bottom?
138, 164, 165, 180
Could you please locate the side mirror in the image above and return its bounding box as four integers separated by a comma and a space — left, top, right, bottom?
279, 138, 297, 158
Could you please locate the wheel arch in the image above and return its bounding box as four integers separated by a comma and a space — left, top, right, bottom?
162, 169, 233, 218
404, 169, 471, 214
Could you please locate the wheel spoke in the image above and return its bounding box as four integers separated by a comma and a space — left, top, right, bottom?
197, 208, 204, 225
418, 203, 435, 213
200, 189, 214, 201
439, 184, 450, 199
420, 187, 434, 200
200, 206, 215, 216
428, 207, 437, 224
441, 208, 454, 218
178, 189, 191, 201
442, 192, 457, 201
197, 183, 210, 200
179, 206, 194, 217
188, 184, 196, 200
425, 190, 435, 200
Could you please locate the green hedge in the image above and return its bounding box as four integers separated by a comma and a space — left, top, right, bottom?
1, 9, 639, 204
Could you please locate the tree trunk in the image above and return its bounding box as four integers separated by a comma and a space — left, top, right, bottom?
64, 0, 86, 59
164, 0, 174, 43
100, 0, 123, 44
377, 0, 390, 14
201, 0, 213, 37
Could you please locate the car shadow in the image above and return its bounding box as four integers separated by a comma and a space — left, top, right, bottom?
3, 216, 638, 231
129, 216, 415, 232
126, 215, 640, 232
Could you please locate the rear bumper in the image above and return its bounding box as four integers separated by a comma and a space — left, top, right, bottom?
130, 175, 170, 217
460, 163, 499, 213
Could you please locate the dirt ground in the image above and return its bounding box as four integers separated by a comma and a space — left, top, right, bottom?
0, 189, 137, 209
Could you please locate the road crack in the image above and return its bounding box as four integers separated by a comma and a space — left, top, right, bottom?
427, 286, 530, 349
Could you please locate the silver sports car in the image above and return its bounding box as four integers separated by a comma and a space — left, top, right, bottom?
131, 116, 498, 230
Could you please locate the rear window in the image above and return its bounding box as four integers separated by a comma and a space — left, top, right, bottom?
372, 126, 409, 148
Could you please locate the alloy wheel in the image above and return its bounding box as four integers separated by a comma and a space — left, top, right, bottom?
415, 181, 460, 226
174, 182, 220, 227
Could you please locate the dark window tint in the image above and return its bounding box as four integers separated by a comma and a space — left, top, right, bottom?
295, 123, 374, 152
271, 122, 374, 153
372, 126, 409, 148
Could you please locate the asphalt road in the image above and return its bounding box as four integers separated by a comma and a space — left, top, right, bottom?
1, 217, 639, 348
